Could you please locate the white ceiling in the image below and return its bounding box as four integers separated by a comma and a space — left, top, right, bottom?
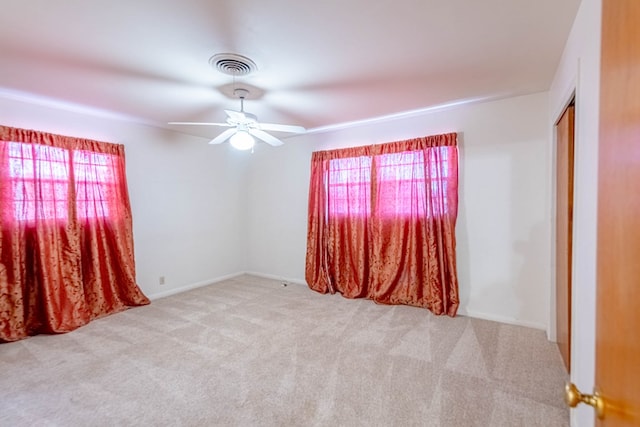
0, 0, 581, 139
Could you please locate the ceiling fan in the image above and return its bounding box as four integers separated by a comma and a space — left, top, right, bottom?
169, 88, 306, 150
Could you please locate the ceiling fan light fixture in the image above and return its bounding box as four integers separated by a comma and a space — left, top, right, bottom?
170, 63, 304, 148
229, 130, 255, 150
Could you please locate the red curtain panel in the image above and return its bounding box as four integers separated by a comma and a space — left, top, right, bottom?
0, 126, 149, 342
305, 133, 459, 316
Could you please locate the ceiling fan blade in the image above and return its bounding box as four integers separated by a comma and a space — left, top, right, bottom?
168, 122, 231, 127
209, 128, 237, 145
249, 129, 284, 146
225, 110, 246, 122
258, 123, 306, 133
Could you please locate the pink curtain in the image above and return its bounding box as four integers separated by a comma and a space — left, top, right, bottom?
305, 133, 459, 316
0, 126, 149, 342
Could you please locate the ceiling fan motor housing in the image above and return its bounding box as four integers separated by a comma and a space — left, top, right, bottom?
234, 88, 250, 99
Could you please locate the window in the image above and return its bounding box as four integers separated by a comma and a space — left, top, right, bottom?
326, 147, 451, 219
73, 149, 115, 219
8, 142, 116, 222
326, 156, 372, 216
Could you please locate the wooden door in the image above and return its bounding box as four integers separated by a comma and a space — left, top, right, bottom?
555, 104, 574, 373
595, 0, 640, 424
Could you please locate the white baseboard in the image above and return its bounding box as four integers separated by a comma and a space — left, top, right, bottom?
457, 307, 547, 331
547, 326, 556, 342
244, 272, 546, 331
242, 271, 307, 286
146, 271, 548, 333
146, 272, 245, 300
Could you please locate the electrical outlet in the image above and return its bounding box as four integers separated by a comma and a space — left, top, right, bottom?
159, 276, 165, 285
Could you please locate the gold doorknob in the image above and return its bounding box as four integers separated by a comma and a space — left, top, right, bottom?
565, 382, 605, 419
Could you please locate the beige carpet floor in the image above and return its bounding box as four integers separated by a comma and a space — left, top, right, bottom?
0, 275, 569, 426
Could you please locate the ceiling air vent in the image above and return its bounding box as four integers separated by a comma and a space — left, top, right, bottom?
209, 53, 257, 76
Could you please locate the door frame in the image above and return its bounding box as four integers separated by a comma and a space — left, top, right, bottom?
553, 98, 576, 372
549, 85, 577, 345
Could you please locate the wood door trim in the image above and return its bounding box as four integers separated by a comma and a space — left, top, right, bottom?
555, 102, 575, 373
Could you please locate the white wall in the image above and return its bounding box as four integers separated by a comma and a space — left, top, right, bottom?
2, 72, 581, 343
0, 95, 248, 299
246, 92, 552, 329
548, 0, 601, 426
